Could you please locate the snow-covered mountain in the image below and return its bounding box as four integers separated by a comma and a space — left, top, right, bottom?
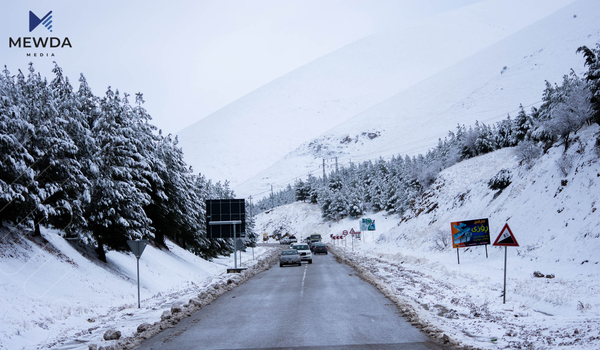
234, 0, 600, 198
177, 0, 579, 197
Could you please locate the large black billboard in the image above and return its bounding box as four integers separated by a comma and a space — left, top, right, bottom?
206, 199, 246, 239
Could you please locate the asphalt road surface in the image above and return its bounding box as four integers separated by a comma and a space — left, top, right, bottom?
135, 250, 448, 350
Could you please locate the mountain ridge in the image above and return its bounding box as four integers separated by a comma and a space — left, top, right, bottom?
234, 0, 600, 199
177, 0, 576, 193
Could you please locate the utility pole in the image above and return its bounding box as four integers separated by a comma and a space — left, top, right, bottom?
270, 185, 274, 208
248, 195, 253, 218
322, 159, 326, 185
335, 157, 338, 173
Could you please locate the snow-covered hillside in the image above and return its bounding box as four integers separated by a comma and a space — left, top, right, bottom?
0, 229, 276, 350
177, 0, 576, 194
254, 124, 600, 349
236, 0, 600, 199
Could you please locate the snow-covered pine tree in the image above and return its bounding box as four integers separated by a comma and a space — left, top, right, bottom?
511, 105, 533, 145
474, 121, 496, 155
20, 63, 84, 236
46, 63, 91, 235
0, 66, 35, 227
294, 178, 308, 202
150, 132, 205, 251
88, 87, 153, 262
577, 43, 600, 125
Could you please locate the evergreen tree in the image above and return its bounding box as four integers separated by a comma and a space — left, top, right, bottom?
0, 67, 35, 227
511, 105, 533, 144
577, 43, 600, 125
87, 87, 153, 262
19, 64, 84, 236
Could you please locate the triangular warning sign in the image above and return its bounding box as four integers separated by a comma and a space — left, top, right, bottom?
493, 223, 519, 247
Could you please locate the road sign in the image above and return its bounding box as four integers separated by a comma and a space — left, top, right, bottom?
343, 230, 348, 236
127, 239, 149, 308
127, 240, 148, 258
493, 223, 519, 247
206, 199, 246, 239
360, 218, 376, 231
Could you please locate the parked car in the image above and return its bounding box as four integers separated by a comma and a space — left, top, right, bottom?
279, 249, 301, 267
291, 243, 312, 264
311, 242, 328, 255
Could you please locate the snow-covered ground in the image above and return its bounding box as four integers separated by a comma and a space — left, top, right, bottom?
254, 124, 600, 350
1, 126, 598, 350
0, 228, 278, 350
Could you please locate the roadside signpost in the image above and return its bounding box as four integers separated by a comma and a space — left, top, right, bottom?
206, 199, 247, 273
349, 228, 361, 251
493, 223, 519, 304
360, 218, 375, 242
126, 239, 148, 308
451, 218, 491, 264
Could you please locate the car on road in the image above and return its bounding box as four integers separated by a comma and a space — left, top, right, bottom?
311, 242, 328, 255
280, 237, 290, 245
291, 243, 312, 264
279, 249, 301, 267
288, 235, 298, 243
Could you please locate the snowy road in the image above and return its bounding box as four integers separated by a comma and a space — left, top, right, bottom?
134, 250, 448, 350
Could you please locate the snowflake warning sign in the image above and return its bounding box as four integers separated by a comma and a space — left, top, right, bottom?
493, 223, 519, 247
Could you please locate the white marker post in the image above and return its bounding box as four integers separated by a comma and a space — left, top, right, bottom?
127, 239, 149, 308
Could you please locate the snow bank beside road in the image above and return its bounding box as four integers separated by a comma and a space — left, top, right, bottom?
0, 228, 278, 350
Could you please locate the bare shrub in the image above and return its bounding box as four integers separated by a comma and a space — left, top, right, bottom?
555, 154, 573, 177
433, 230, 450, 251
516, 140, 542, 168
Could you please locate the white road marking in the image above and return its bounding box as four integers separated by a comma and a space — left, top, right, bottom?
300, 264, 307, 299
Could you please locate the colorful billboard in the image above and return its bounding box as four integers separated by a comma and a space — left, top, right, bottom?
360, 218, 376, 231
451, 218, 490, 248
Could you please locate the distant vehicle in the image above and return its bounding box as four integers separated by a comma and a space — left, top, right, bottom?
311, 242, 328, 255
280, 237, 290, 245
310, 234, 322, 242
291, 243, 312, 264
289, 236, 298, 243
279, 249, 301, 267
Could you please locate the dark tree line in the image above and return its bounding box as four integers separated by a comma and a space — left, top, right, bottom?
0, 63, 255, 261
254, 43, 600, 220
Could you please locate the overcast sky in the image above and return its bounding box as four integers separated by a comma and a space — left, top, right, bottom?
2, 0, 482, 135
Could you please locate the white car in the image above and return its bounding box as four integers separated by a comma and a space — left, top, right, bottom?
291, 243, 312, 264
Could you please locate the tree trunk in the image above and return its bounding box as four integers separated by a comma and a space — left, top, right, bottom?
96, 240, 107, 263
33, 221, 42, 236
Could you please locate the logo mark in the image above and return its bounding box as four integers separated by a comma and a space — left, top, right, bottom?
29, 11, 53, 33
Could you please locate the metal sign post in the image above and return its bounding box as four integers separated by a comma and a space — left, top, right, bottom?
209, 220, 242, 270
127, 239, 148, 308
493, 223, 520, 304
